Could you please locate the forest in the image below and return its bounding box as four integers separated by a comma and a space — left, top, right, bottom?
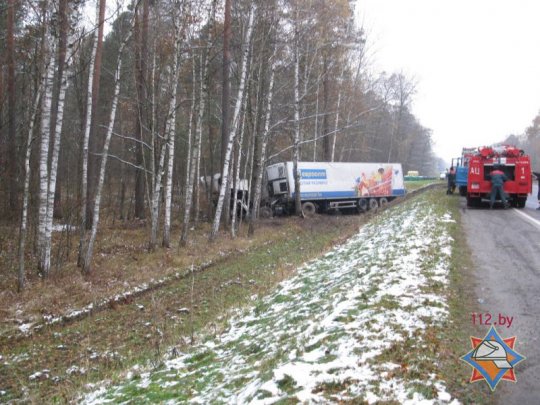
0, 0, 442, 291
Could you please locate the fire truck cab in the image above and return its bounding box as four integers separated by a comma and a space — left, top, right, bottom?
466, 145, 532, 208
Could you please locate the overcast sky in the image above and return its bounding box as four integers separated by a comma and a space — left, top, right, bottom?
356, 0, 540, 163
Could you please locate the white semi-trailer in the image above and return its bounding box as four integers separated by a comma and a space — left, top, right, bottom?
265, 161, 405, 215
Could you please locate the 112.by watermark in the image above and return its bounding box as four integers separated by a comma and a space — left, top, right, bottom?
471, 312, 513, 328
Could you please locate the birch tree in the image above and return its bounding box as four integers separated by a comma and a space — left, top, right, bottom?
37, 44, 56, 276
209, 3, 255, 241
18, 82, 44, 290
162, 1, 184, 248
78, 0, 102, 267
292, 5, 302, 215
83, 18, 135, 272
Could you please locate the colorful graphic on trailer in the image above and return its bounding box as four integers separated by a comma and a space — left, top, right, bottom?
461, 326, 525, 391
355, 166, 393, 197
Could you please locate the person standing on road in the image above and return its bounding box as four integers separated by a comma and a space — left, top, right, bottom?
446, 166, 456, 195
533, 171, 540, 210
489, 165, 509, 209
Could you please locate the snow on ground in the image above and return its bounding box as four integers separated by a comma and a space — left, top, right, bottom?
84, 199, 460, 404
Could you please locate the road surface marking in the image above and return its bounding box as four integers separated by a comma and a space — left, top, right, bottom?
513, 208, 540, 230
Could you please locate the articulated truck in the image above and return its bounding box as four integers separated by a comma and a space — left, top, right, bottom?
265, 161, 406, 216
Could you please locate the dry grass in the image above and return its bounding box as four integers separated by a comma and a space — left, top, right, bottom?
0, 219, 284, 334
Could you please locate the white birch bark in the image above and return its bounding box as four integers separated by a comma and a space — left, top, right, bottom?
249, 58, 276, 228
330, 63, 347, 162
209, 4, 255, 241
19, 83, 44, 290
230, 106, 248, 237
83, 31, 132, 272
163, 14, 182, 248
43, 31, 77, 275
37, 47, 56, 275
78, 1, 100, 266
293, 13, 302, 215
193, 125, 202, 223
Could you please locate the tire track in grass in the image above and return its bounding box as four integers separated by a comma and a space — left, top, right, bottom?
84, 197, 459, 404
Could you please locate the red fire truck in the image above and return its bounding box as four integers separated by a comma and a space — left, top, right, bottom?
466, 145, 532, 208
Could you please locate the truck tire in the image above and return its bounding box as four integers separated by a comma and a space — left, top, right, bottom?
301, 201, 317, 217
357, 198, 368, 213
515, 197, 527, 208
466, 195, 479, 207
260, 206, 273, 218
369, 198, 379, 211
459, 186, 467, 196
379, 197, 388, 207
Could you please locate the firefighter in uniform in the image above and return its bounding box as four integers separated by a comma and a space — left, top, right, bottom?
489, 165, 509, 209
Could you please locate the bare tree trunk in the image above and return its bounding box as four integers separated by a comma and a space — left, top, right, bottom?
37, 48, 56, 276
194, 126, 202, 223
18, 83, 44, 291
86, 0, 107, 228
230, 107, 248, 238
43, 3, 73, 277
83, 29, 132, 273
78, 0, 100, 266
293, 12, 302, 216
330, 64, 347, 162
163, 8, 183, 248
248, 58, 276, 237
134, 0, 150, 220
210, 4, 255, 241
322, 57, 330, 161
7, 0, 17, 211
220, 0, 232, 170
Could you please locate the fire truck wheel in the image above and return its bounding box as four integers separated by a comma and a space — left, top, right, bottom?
466, 196, 480, 207
515, 197, 526, 209
369, 198, 379, 211
379, 197, 388, 207
357, 198, 368, 213
301, 202, 317, 217
260, 206, 273, 218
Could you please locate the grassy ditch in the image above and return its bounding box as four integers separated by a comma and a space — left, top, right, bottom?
0, 216, 362, 402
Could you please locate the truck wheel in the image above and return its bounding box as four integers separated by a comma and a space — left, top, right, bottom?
357, 198, 368, 213
301, 201, 317, 217
379, 197, 388, 207
260, 206, 273, 218
515, 197, 527, 208
466, 195, 479, 207
369, 198, 379, 211
459, 186, 467, 196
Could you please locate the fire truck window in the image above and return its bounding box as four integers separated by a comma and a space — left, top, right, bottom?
483, 166, 515, 181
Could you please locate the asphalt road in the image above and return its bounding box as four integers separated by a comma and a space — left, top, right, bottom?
461, 183, 540, 403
